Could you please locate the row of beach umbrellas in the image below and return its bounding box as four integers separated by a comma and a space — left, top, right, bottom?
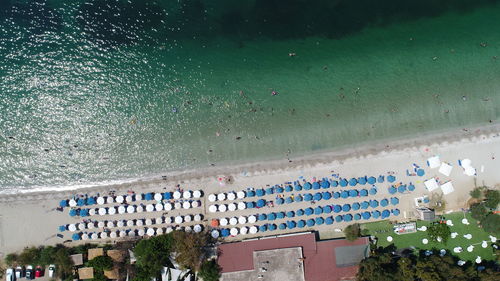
69, 200, 201, 217
72, 224, 204, 240
208, 191, 247, 202
208, 202, 248, 213
388, 184, 416, 194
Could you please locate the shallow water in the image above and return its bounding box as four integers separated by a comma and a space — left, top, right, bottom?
1, 0, 500, 191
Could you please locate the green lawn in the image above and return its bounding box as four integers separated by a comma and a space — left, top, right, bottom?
362, 212, 496, 261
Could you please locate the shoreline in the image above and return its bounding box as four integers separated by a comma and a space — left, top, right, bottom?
1, 121, 499, 200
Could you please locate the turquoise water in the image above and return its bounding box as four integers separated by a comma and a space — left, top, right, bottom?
1, 0, 499, 191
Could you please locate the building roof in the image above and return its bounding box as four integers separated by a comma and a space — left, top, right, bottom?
218, 232, 369, 281
78, 267, 94, 279
88, 248, 104, 260
107, 250, 126, 263
104, 267, 120, 280
70, 254, 83, 266
418, 208, 436, 221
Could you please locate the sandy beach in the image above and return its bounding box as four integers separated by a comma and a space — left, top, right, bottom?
1, 123, 500, 255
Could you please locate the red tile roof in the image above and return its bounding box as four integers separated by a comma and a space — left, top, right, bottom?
218, 233, 369, 281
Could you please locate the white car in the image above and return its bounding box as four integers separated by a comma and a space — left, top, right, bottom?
48, 264, 55, 278
5, 268, 14, 281
15, 266, 23, 278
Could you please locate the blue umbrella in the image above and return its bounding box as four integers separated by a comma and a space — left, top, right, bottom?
398, 185, 406, 193
86, 197, 96, 205
304, 182, 312, 190
287, 221, 297, 229
322, 192, 332, 200
333, 192, 340, 199
369, 187, 377, 195
321, 180, 330, 189
392, 209, 400, 216
286, 211, 295, 218
294, 183, 302, 191
277, 212, 285, 219
314, 206, 323, 215
372, 210, 381, 219
294, 195, 303, 202
259, 224, 268, 232
408, 184, 415, 191
334, 205, 342, 213
361, 201, 369, 209
323, 206, 332, 214
340, 178, 348, 187
313, 192, 322, 201
163, 192, 172, 200
367, 176, 376, 184
276, 186, 284, 193
352, 202, 360, 211
315, 217, 325, 225
331, 180, 338, 187
266, 187, 274, 195
349, 190, 358, 197
256, 189, 265, 197
305, 208, 314, 216
335, 215, 343, 222
340, 191, 349, 199
370, 200, 379, 208
344, 214, 353, 222
297, 220, 306, 228
285, 185, 293, 192
58, 225, 66, 232
80, 209, 89, 217
306, 219, 315, 227
391, 197, 399, 205
69, 209, 77, 217
342, 204, 351, 212
360, 189, 368, 197
285, 197, 293, 204
59, 200, 68, 207
246, 202, 255, 208
72, 233, 81, 241
268, 213, 276, 221
382, 210, 391, 218
247, 190, 256, 197
417, 169, 425, 176
145, 193, 153, 200
325, 216, 334, 225
258, 214, 267, 221
276, 198, 284, 205
313, 182, 320, 190
381, 199, 389, 207
257, 199, 266, 208
349, 178, 358, 186
388, 186, 397, 194
387, 175, 396, 183
268, 224, 277, 231
424, 197, 430, 203
296, 209, 305, 216
362, 211, 371, 220
358, 177, 367, 185
221, 229, 230, 237
279, 223, 287, 230
354, 214, 361, 221
304, 194, 313, 201
377, 175, 385, 183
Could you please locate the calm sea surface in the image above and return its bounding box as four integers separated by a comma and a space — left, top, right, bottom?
1, 0, 499, 191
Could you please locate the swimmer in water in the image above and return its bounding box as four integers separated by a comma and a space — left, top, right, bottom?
172, 107, 178, 113
272, 91, 278, 96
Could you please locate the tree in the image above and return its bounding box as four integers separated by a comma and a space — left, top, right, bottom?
53, 247, 74, 280
133, 233, 174, 280
39, 246, 56, 266
18, 247, 41, 265
86, 256, 113, 271
485, 190, 500, 209
4, 253, 18, 266
397, 257, 415, 281
469, 187, 482, 199
344, 223, 361, 241
198, 259, 221, 281
172, 231, 210, 271
429, 193, 446, 212
427, 222, 451, 244
470, 203, 489, 221
481, 213, 500, 234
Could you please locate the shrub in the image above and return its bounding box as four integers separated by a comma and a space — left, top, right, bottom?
485, 190, 500, 209
344, 224, 361, 241
4, 253, 18, 266
427, 222, 451, 244
469, 187, 482, 199
198, 260, 221, 281
86, 256, 113, 272
482, 213, 500, 234
470, 203, 489, 221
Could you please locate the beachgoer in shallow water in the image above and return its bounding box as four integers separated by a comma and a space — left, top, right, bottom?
271, 91, 278, 96
289, 52, 296, 57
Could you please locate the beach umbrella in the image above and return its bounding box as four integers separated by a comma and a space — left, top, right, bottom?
229, 217, 237, 225
331, 180, 338, 187
276, 198, 284, 205
81, 233, 90, 240
59, 225, 66, 232
340, 178, 348, 187
163, 192, 172, 200
182, 201, 190, 209
268, 224, 277, 231
119, 230, 127, 237
367, 176, 376, 184
227, 192, 236, 201
360, 189, 368, 197
117, 220, 125, 227
107, 221, 115, 228
313, 192, 322, 201
109, 231, 117, 238
172, 191, 181, 199
108, 207, 116, 215
306, 219, 315, 227
193, 224, 202, 233
372, 210, 381, 219
277, 212, 285, 219
335, 215, 343, 222
417, 169, 425, 176
128, 230, 137, 237
358, 177, 367, 185
69, 199, 77, 207
305, 208, 314, 216
59, 200, 68, 207
361, 201, 369, 209
238, 202, 246, 210
126, 195, 135, 202
164, 203, 173, 211
340, 191, 349, 199
314, 206, 323, 215
183, 190, 192, 199
377, 175, 385, 183
193, 190, 202, 199
249, 226, 258, 234
265, 187, 274, 195
352, 203, 360, 211
220, 218, 228, 226
370, 200, 379, 208
240, 226, 248, 235
344, 214, 353, 222
137, 229, 145, 236
258, 213, 267, 221
325, 216, 334, 225
145, 193, 153, 201
294, 183, 302, 191
237, 191, 246, 199
166, 227, 173, 234
296, 209, 305, 216
285, 197, 293, 204
316, 217, 325, 225
136, 219, 144, 226
382, 210, 390, 218
342, 204, 351, 212
285, 185, 293, 192
256, 189, 265, 197
72, 233, 80, 241
392, 209, 400, 216
210, 229, 220, 239
333, 192, 340, 199
259, 224, 268, 232
334, 205, 342, 213
152, 193, 162, 201
219, 204, 227, 212
89, 208, 96, 216
246, 202, 255, 209
80, 209, 89, 217
145, 204, 154, 212
294, 195, 303, 202
408, 184, 415, 191
322, 192, 332, 200
98, 221, 105, 228
126, 220, 134, 227
145, 218, 152, 226
349, 190, 358, 197
355, 213, 365, 220
175, 216, 183, 224
194, 214, 202, 221
349, 178, 357, 186
287, 221, 296, 229
106, 196, 114, 204
98, 208, 106, 216
238, 216, 247, 224
77, 198, 85, 206
391, 197, 399, 205
387, 175, 396, 183
208, 194, 217, 202
323, 206, 332, 214
303, 182, 312, 190
268, 213, 277, 221
89, 232, 98, 239
362, 212, 371, 220
293, 220, 303, 228
279, 223, 287, 230
191, 201, 200, 208
388, 186, 397, 194
247, 190, 256, 197
313, 182, 320, 190
115, 195, 124, 204
321, 180, 330, 189
137, 205, 145, 212
68, 224, 77, 232
381, 199, 389, 207
256, 199, 266, 208
369, 187, 377, 195
100, 232, 108, 239
276, 186, 284, 193
398, 185, 406, 193
217, 193, 226, 201
248, 215, 257, 223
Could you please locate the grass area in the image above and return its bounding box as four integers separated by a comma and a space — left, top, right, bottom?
362, 212, 496, 261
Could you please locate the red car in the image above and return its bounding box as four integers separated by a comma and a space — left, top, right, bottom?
35, 266, 43, 278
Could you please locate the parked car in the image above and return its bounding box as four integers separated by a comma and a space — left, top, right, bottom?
15, 266, 23, 278
48, 264, 55, 278
35, 266, 43, 278
26, 265, 34, 280
5, 268, 14, 281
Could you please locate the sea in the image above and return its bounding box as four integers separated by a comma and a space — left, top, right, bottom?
1, 0, 499, 192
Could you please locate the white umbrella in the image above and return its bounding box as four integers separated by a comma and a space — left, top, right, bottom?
91, 233, 98, 240
464, 234, 472, 240
69, 199, 77, 207
155, 217, 163, 224
126, 195, 133, 203
467, 245, 474, 252
238, 216, 247, 225
446, 220, 453, 226
173, 191, 181, 199
208, 205, 217, 213
164, 203, 173, 211
219, 204, 227, 212
155, 203, 164, 211
165, 217, 172, 224
208, 194, 217, 202
240, 226, 249, 235
175, 216, 183, 224
98, 221, 105, 228
174, 202, 182, 209
136, 205, 144, 213
453, 247, 463, 253
451, 232, 458, 238
166, 227, 173, 233
229, 217, 238, 225
117, 221, 124, 228
462, 218, 470, 225
238, 202, 246, 210
128, 230, 136, 237
248, 215, 257, 223
237, 191, 246, 199
228, 203, 236, 211
387, 236, 393, 242
127, 205, 135, 213
183, 201, 191, 209
482, 241, 488, 248
138, 229, 145, 236
89, 209, 96, 216
156, 228, 164, 235
127, 220, 134, 227
68, 224, 77, 232
217, 193, 226, 201
422, 239, 428, 244
87, 222, 95, 229
194, 214, 202, 221
97, 197, 105, 205
136, 219, 144, 226
106, 197, 114, 204
193, 190, 202, 198
98, 208, 107, 216
418, 226, 427, 231
249, 226, 258, 234
100, 232, 108, 239
220, 218, 228, 226
191, 201, 200, 208
119, 230, 126, 237
184, 215, 192, 223
107, 221, 115, 228
145, 218, 152, 226
154, 193, 163, 201
185, 226, 192, 232
475, 256, 482, 264
227, 192, 236, 201
81, 233, 89, 240
230, 228, 239, 236
110, 231, 117, 238
183, 190, 192, 199
78, 223, 86, 230
490, 235, 497, 243
146, 228, 155, 236
146, 204, 154, 212
108, 207, 116, 215
118, 206, 125, 214
193, 224, 202, 233
116, 195, 124, 203
211, 229, 220, 238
